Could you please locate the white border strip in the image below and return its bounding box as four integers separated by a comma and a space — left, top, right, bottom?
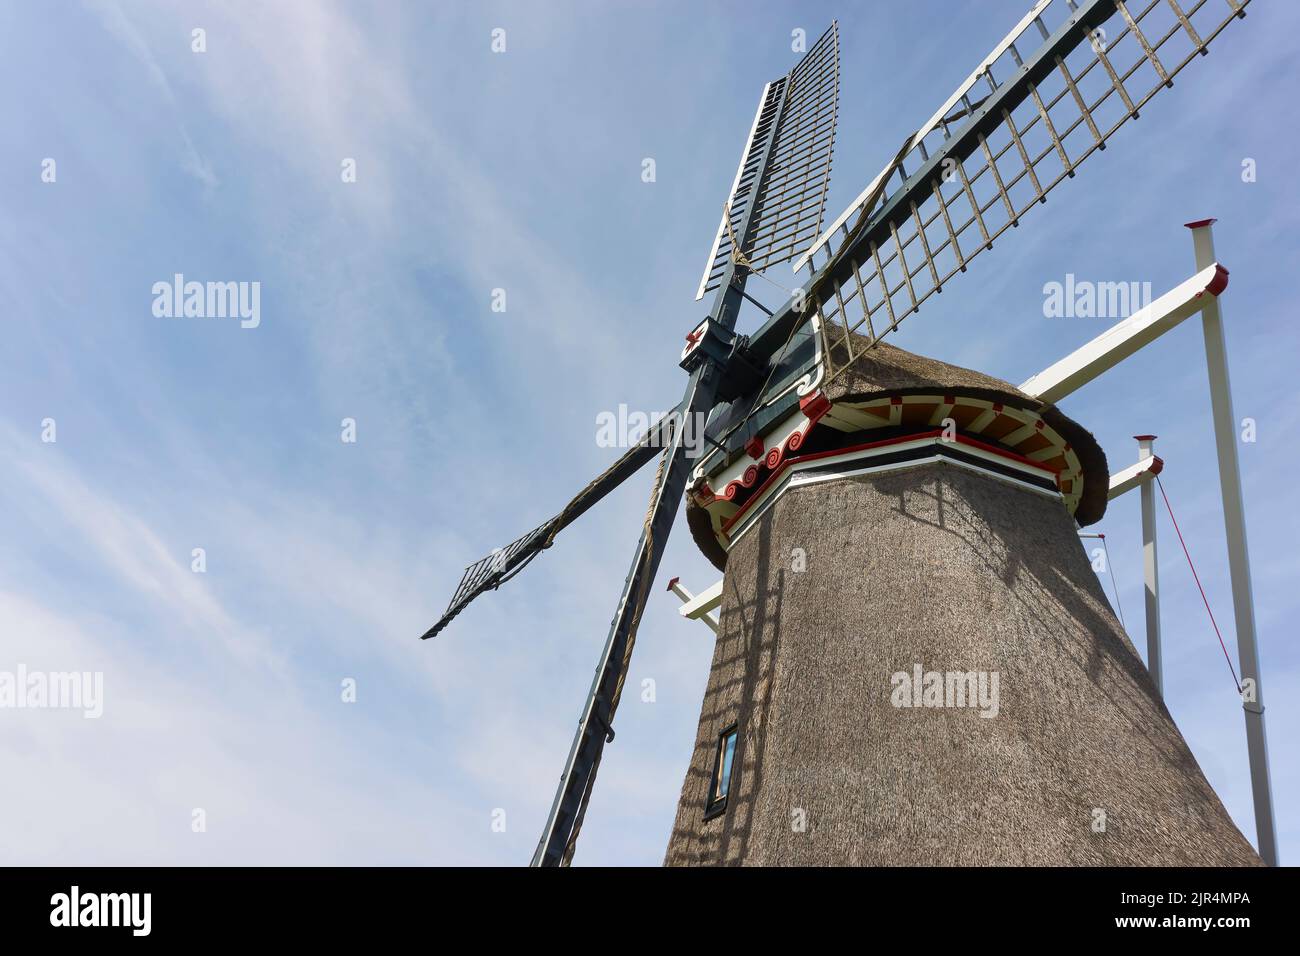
695, 82, 773, 301
724, 439, 1060, 548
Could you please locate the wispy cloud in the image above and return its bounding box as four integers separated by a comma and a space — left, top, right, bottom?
2, 0, 1295, 866
87, 0, 219, 188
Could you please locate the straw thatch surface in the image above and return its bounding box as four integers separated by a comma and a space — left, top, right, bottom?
664, 462, 1261, 866
823, 337, 1039, 402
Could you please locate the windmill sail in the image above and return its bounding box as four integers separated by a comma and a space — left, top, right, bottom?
790, 0, 1249, 383
420, 1, 1256, 869
419, 405, 684, 640
694, 22, 840, 300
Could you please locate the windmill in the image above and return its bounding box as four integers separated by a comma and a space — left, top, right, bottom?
421, 0, 1264, 866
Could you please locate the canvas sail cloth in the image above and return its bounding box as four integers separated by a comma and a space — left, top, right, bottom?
667, 340, 1261, 866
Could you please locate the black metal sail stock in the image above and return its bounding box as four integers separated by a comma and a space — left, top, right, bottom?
531, 368, 714, 866
528, 26, 843, 866
414, 24, 840, 867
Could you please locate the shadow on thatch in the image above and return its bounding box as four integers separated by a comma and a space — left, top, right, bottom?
664, 516, 787, 866
883, 471, 1230, 846
667, 339, 1257, 866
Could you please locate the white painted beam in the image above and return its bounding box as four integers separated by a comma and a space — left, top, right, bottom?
678, 578, 723, 620
1019, 262, 1229, 404
666, 577, 721, 634
1106, 454, 1162, 500
968, 406, 999, 433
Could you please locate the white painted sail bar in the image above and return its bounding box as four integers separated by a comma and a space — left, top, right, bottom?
1107, 455, 1160, 500
793, 0, 1052, 273
695, 83, 772, 301
1019, 262, 1228, 405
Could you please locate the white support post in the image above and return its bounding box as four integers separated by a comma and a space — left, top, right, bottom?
1134, 436, 1162, 698
1186, 218, 1278, 867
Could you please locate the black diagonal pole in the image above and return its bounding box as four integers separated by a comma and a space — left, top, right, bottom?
531, 49, 795, 869
529, 364, 718, 867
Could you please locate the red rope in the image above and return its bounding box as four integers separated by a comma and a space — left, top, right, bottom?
1155, 474, 1241, 693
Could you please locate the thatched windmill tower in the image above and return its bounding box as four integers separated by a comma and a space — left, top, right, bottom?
664, 337, 1262, 866
422, 4, 1268, 865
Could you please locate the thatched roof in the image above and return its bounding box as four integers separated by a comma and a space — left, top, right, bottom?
665, 462, 1262, 866
823, 337, 1037, 401
686, 338, 1109, 570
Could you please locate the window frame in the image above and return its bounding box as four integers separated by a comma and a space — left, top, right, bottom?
704, 723, 738, 821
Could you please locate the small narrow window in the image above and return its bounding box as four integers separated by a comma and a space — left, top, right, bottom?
705, 724, 738, 819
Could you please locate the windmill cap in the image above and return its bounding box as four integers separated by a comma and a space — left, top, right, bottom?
685, 338, 1111, 572
821, 340, 1109, 526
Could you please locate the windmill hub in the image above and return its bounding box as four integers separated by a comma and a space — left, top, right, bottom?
679, 318, 733, 370
679, 320, 765, 404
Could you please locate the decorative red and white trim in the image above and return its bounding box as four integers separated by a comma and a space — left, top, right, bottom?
716, 429, 1064, 549
693, 390, 833, 506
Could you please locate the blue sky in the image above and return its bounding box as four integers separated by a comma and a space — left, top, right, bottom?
0, 0, 1295, 866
